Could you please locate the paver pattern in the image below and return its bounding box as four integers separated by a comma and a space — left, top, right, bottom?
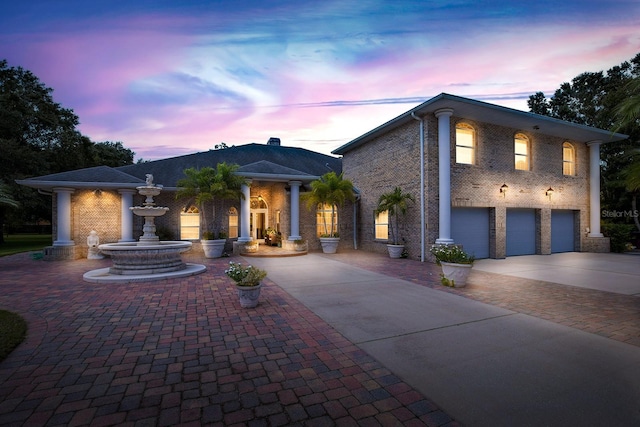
322, 251, 640, 348
0, 252, 459, 427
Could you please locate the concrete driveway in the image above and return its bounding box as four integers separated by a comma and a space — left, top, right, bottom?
249, 251, 640, 427
473, 252, 640, 295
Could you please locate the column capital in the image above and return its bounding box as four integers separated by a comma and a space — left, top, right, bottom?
52, 187, 75, 194
288, 180, 302, 186
118, 188, 137, 195
434, 108, 454, 118
586, 140, 602, 147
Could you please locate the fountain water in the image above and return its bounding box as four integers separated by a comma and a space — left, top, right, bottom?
83, 175, 206, 283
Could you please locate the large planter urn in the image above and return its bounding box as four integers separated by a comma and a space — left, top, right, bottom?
201, 239, 226, 258
440, 262, 473, 288
236, 283, 262, 308
319, 237, 340, 254
241, 240, 259, 254
386, 244, 404, 259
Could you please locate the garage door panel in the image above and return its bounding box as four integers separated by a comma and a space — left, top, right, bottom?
452, 208, 490, 259
506, 209, 536, 256
551, 210, 575, 253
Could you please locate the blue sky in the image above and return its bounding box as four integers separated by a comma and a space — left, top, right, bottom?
1, 0, 639, 160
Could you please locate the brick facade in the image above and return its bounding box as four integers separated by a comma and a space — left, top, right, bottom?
342, 114, 598, 260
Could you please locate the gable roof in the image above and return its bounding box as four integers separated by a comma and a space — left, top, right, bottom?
333, 93, 629, 155
17, 143, 342, 190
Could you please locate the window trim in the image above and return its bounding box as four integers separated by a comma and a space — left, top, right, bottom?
562, 142, 576, 176
374, 210, 389, 241
514, 133, 530, 171
455, 122, 476, 165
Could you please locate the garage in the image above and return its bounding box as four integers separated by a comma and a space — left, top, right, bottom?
451, 207, 490, 259
551, 210, 576, 253
506, 208, 536, 256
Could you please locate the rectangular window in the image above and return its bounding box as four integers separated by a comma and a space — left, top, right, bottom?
456, 126, 475, 164
228, 213, 238, 238
375, 210, 389, 240
515, 135, 529, 170
316, 203, 338, 237
180, 213, 200, 240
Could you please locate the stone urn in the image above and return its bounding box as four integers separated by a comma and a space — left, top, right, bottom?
236, 284, 262, 308
440, 262, 473, 288
201, 239, 226, 258
319, 237, 340, 254
386, 244, 404, 259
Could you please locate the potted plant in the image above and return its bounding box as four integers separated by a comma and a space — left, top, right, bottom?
241, 239, 259, 253
176, 163, 247, 258
293, 238, 307, 252
302, 171, 355, 253
225, 261, 267, 308
264, 227, 278, 246
430, 244, 475, 288
375, 187, 415, 258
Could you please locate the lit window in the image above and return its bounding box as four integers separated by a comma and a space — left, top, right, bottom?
180, 205, 200, 240
455, 123, 475, 164
375, 210, 389, 240
515, 133, 529, 170
563, 142, 575, 176
316, 203, 338, 237
228, 207, 238, 238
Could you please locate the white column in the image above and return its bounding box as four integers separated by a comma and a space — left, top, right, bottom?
288, 181, 302, 241
238, 182, 252, 242
118, 189, 136, 242
435, 108, 454, 244
53, 187, 75, 246
587, 140, 604, 237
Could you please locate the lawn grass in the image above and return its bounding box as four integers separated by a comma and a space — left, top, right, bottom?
0, 234, 52, 257
0, 310, 27, 362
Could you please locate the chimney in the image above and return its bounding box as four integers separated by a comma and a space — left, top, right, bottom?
267, 137, 281, 146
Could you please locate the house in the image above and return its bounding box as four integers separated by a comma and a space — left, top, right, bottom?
18, 94, 627, 261
17, 138, 349, 259
333, 93, 628, 260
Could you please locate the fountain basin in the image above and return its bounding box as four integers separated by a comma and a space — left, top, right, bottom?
83, 241, 206, 283
130, 206, 169, 216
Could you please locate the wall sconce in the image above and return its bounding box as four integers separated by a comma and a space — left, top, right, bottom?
500, 183, 508, 197
93, 189, 102, 196
546, 187, 554, 200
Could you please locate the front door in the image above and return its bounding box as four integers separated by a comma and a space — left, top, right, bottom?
250, 209, 268, 241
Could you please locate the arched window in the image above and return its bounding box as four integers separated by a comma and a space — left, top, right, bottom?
228, 207, 239, 238
455, 123, 475, 164
316, 203, 338, 237
514, 133, 530, 170
563, 142, 576, 176
180, 205, 200, 240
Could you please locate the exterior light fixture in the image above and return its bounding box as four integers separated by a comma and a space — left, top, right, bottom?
93, 189, 102, 196
500, 183, 508, 197
546, 187, 554, 199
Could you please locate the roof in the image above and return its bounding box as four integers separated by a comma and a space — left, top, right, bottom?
332, 93, 629, 155
17, 143, 342, 190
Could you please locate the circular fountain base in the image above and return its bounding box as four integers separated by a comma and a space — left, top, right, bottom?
83, 241, 206, 283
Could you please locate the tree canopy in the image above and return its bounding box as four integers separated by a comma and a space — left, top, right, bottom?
0, 59, 136, 240
527, 52, 640, 231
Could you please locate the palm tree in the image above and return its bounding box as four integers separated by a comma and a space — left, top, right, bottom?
302, 171, 354, 237
375, 187, 415, 245
176, 163, 247, 238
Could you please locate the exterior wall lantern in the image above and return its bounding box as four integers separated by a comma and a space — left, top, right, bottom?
546, 187, 554, 200
500, 183, 508, 197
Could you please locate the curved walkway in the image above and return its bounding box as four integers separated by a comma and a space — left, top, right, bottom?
1, 250, 639, 426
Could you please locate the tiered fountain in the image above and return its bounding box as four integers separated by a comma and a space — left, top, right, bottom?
83, 175, 206, 283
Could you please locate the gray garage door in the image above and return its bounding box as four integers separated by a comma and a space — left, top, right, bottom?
551, 210, 575, 253
506, 208, 536, 256
451, 208, 490, 259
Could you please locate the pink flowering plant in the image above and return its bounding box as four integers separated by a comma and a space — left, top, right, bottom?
225, 261, 267, 287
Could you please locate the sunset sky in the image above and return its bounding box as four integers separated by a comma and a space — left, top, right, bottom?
1, 1, 639, 161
